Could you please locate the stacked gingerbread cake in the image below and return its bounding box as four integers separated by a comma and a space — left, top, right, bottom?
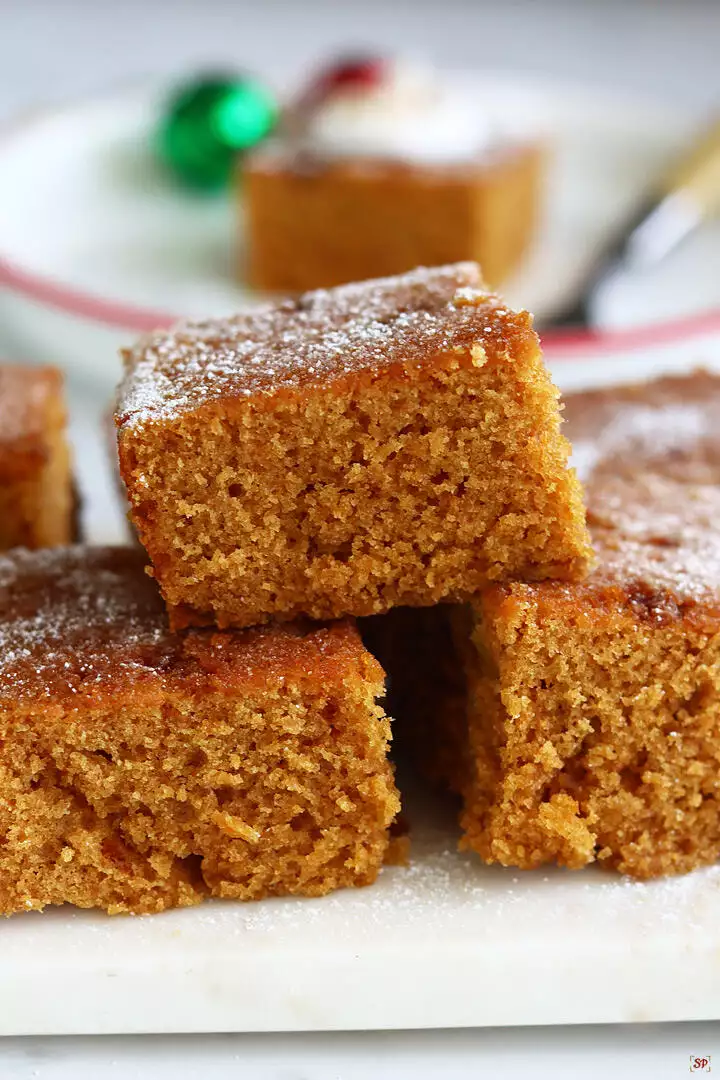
7, 260, 716, 917
0, 261, 596, 915
372, 371, 720, 881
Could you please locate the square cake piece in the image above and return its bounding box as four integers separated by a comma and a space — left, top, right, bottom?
457, 371, 720, 879
243, 57, 543, 292
0, 546, 398, 915
245, 144, 543, 294
0, 365, 76, 549
116, 264, 591, 630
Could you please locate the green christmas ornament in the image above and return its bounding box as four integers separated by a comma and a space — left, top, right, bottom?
157, 74, 277, 191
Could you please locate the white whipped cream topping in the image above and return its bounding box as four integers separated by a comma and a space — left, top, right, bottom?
304, 64, 497, 165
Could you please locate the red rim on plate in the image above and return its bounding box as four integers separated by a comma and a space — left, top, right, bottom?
1, 254, 719, 354
2, 83, 718, 356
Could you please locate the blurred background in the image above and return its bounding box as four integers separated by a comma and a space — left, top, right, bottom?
0, 0, 719, 537
0, 0, 719, 388
2, 0, 719, 117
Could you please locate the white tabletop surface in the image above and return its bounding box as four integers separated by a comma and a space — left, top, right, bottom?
0, 1025, 718, 1080
1, 1, 720, 1076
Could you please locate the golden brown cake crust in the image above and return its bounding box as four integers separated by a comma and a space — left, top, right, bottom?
117, 264, 535, 423
0, 546, 380, 704
116, 264, 591, 630
0, 365, 62, 481
460, 371, 720, 879
0, 546, 398, 914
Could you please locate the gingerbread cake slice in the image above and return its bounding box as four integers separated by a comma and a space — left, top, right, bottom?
0, 546, 398, 915
0, 365, 76, 549
457, 371, 720, 879
116, 263, 591, 630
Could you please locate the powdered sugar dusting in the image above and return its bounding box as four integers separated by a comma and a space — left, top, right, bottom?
567, 371, 720, 485
154, 810, 720, 940
116, 264, 523, 429
0, 547, 371, 704
587, 473, 720, 611
0, 546, 171, 702
563, 373, 720, 611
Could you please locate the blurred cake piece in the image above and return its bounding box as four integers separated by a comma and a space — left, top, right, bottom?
564, 369, 720, 486
116, 263, 590, 630
0, 364, 76, 549
244, 57, 544, 292
0, 546, 398, 915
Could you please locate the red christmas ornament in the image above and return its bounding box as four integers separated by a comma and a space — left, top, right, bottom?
315, 55, 388, 97
297, 55, 388, 113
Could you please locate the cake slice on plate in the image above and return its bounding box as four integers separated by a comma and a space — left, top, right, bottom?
244, 58, 543, 292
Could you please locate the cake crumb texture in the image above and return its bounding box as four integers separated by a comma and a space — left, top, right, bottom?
459, 372, 720, 879
0, 547, 398, 914
116, 264, 591, 629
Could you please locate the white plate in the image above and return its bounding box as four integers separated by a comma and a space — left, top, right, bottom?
0, 76, 719, 397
